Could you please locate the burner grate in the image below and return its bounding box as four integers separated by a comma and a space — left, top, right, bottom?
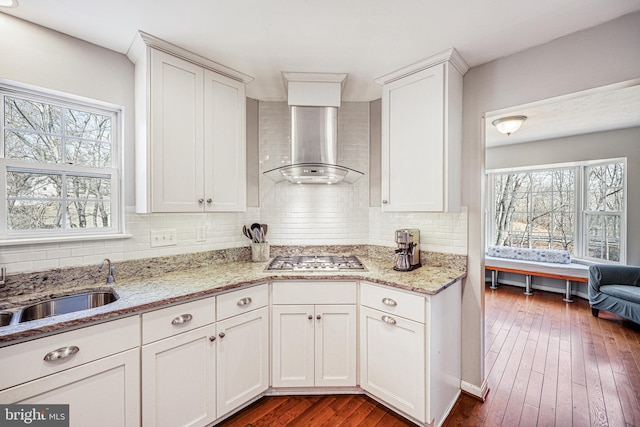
266, 255, 365, 272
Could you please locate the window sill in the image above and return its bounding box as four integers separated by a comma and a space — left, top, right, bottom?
0, 233, 133, 247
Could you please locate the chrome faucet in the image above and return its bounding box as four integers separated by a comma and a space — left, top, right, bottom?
98, 258, 115, 284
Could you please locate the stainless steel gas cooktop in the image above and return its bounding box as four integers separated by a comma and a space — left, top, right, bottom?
265, 255, 366, 272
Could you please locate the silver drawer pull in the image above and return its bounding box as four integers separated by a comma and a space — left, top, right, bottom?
381, 315, 397, 325
382, 297, 397, 306
171, 314, 193, 325
44, 346, 79, 362
237, 297, 252, 306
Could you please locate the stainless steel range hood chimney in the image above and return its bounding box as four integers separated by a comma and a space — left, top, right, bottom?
263, 72, 364, 184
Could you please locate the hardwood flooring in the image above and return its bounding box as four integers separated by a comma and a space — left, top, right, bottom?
217, 284, 640, 427
444, 283, 640, 427
216, 394, 418, 427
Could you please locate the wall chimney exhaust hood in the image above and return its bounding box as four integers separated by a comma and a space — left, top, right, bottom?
263, 72, 364, 184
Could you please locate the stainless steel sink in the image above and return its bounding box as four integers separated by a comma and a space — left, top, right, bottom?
18, 290, 118, 323
0, 311, 13, 327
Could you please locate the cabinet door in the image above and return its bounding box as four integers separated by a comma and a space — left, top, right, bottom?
216, 307, 269, 418
315, 305, 356, 387
150, 49, 205, 212
204, 70, 246, 212
381, 63, 445, 212
272, 305, 314, 387
0, 349, 139, 427
360, 306, 426, 422
142, 324, 217, 427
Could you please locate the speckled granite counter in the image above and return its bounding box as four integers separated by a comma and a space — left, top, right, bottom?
0, 246, 466, 345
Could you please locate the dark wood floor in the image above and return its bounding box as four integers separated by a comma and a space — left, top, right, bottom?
216, 394, 417, 427
218, 284, 640, 427
444, 284, 640, 427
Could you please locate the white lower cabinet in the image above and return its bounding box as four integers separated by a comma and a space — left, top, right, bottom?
0, 316, 140, 427
216, 296, 269, 418
360, 281, 462, 427
1, 278, 461, 427
360, 305, 425, 420
272, 304, 356, 388
141, 324, 217, 427
141, 297, 217, 427
272, 281, 357, 388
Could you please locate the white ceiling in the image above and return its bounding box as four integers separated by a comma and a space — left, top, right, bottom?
3, 0, 640, 101
485, 79, 640, 147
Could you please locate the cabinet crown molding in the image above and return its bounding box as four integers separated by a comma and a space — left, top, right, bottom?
127, 31, 254, 84
374, 48, 469, 85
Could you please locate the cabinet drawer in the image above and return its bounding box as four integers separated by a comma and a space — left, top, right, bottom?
360, 282, 425, 323
142, 297, 215, 344
217, 283, 268, 321
0, 315, 139, 391
272, 281, 356, 305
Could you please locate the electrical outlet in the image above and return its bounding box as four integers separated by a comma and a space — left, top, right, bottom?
196, 226, 206, 242
150, 229, 177, 247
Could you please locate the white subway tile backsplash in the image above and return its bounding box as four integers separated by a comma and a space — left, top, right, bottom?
0, 101, 467, 275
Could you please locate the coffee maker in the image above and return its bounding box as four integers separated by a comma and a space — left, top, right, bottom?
394, 229, 421, 271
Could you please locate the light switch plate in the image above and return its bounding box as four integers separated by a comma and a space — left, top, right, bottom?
150, 229, 177, 247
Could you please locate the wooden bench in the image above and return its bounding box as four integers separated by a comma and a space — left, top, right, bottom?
485, 256, 589, 302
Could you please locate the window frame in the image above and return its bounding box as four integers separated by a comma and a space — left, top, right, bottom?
486, 158, 626, 264
0, 79, 125, 244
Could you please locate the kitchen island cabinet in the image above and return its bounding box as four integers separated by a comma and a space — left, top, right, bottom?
376, 48, 468, 213
0, 316, 140, 427
272, 281, 357, 388
127, 31, 252, 213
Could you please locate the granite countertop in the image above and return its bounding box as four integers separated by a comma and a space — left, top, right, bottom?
0, 251, 466, 346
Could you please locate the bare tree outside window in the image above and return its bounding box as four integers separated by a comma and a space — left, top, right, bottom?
489, 161, 625, 263
3, 95, 112, 232
493, 169, 575, 251
585, 163, 624, 261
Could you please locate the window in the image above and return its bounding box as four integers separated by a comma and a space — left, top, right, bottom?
584, 163, 624, 262
487, 160, 625, 263
0, 80, 122, 242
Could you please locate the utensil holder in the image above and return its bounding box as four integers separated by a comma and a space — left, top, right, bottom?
251, 242, 270, 262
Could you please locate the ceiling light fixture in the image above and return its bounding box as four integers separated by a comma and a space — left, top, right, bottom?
492, 115, 527, 136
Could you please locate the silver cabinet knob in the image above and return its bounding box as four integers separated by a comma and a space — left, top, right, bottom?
171, 313, 193, 325
382, 297, 397, 306
209, 336, 216, 342
381, 315, 397, 325
198, 198, 204, 204
44, 346, 79, 362
206, 198, 212, 204
171, 314, 193, 325
382, 200, 388, 204
218, 332, 226, 339
316, 315, 322, 320
308, 315, 313, 320
237, 297, 252, 306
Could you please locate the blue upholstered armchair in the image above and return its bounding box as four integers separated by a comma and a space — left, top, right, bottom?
588, 264, 640, 324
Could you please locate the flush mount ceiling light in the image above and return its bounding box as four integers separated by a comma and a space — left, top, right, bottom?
492, 115, 527, 136
0, 0, 18, 6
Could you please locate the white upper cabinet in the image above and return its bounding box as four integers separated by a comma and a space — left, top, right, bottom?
128, 31, 252, 213
376, 48, 468, 212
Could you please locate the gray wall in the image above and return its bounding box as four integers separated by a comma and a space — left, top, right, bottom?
461, 11, 640, 394
486, 126, 640, 264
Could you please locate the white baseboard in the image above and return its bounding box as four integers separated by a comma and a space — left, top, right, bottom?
460, 379, 489, 401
